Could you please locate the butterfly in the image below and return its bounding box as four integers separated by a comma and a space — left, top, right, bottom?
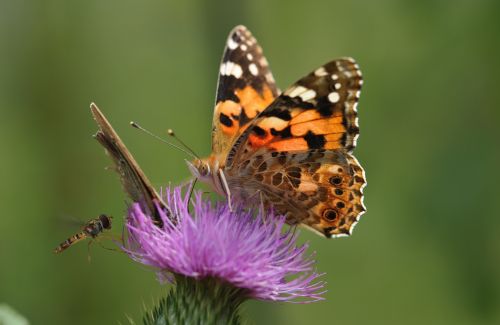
91, 103, 171, 227
187, 25, 366, 238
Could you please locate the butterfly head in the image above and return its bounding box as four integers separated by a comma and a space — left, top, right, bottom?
186, 157, 228, 196
186, 158, 214, 182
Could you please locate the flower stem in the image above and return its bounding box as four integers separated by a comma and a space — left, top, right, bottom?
143, 275, 247, 325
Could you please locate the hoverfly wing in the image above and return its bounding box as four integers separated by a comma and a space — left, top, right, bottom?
90, 103, 171, 227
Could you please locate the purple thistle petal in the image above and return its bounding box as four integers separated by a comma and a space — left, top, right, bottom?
124, 185, 326, 303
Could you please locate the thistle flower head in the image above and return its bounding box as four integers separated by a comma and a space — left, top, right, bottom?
125, 186, 325, 303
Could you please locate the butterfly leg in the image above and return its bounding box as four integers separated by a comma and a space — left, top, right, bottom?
186, 178, 197, 213
218, 169, 233, 212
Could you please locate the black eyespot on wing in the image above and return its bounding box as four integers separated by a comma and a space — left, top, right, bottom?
323, 209, 338, 221
329, 176, 342, 185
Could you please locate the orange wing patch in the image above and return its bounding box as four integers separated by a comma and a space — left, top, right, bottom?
237, 85, 275, 123
216, 100, 241, 136
213, 84, 276, 156
290, 116, 345, 136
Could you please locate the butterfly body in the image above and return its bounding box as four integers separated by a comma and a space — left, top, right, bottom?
190, 26, 367, 238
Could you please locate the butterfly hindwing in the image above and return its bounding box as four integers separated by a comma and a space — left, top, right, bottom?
212, 25, 279, 162
228, 149, 366, 237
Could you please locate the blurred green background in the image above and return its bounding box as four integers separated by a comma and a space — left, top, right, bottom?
1, 0, 499, 324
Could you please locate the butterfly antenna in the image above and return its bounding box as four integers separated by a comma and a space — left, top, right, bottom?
130, 122, 199, 160
167, 129, 200, 160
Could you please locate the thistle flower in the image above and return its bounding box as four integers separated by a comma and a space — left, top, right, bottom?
124, 186, 325, 324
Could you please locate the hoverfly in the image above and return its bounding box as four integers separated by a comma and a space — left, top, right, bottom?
53, 214, 113, 254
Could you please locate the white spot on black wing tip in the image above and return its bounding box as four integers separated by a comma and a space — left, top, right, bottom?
314, 67, 328, 77
220, 61, 243, 78
249, 63, 258, 76
285, 85, 307, 98
227, 37, 238, 50
328, 92, 340, 103
299, 89, 316, 101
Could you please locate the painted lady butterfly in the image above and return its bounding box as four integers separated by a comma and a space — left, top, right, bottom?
187, 26, 366, 238
92, 104, 170, 227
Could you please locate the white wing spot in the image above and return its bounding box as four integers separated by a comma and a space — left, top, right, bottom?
220, 61, 243, 78
227, 38, 238, 50
241, 44, 247, 51
299, 89, 316, 102
314, 67, 328, 77
232, 64, 243, 78
352, 134, 359, 146
335, 83, 341, 90
285, 85, 307, 98
249, 63, 258, 76
328, 92, 340, 103
331, 74, 338, 80
246, 53, 253, 61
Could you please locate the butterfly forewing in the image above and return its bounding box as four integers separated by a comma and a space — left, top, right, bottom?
212, 25, 279, 163
227, 58, 363, 165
